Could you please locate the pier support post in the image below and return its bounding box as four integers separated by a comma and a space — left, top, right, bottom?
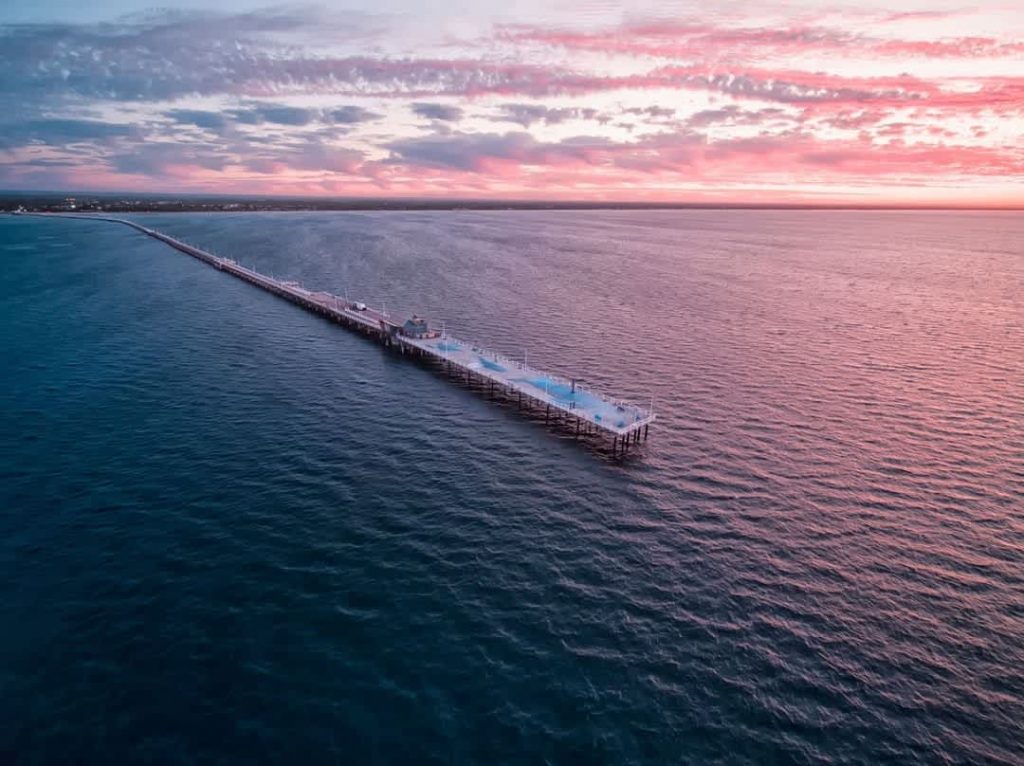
545, 405, 550, 424
612, 436, 617, 455
644, 424, 649, 441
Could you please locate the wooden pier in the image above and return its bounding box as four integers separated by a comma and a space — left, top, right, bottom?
23, 213, 655, 454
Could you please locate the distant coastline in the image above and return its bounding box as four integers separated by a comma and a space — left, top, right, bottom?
2, 191, 1021, 214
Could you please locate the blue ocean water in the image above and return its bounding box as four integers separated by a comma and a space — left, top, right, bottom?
1, 210, 1022, 765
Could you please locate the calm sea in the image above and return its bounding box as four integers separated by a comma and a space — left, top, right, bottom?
1, 210, 1022, 765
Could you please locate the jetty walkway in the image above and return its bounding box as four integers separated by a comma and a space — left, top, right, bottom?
20, 213, 655, 453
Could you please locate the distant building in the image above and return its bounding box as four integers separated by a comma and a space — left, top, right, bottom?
402, 315, 440, 339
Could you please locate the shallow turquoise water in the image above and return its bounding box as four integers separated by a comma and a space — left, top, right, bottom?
1, 210, 1022, 764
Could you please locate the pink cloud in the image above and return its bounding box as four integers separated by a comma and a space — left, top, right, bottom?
376, 128, 1024, 187
505, 17, 1024, 63
873, 38, 1024, 58
3, 6, 1022, 205
6, 117, 1020, 205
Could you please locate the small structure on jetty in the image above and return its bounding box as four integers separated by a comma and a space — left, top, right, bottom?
402, 315, 440, 339
26, 212, 655, 454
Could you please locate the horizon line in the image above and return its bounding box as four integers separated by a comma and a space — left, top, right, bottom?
3, 189, 1023, 212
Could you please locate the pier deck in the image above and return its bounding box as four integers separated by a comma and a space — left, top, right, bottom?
401, 334, 652, 439
21, 212, 654, 451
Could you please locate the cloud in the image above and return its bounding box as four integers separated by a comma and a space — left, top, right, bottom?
386, 131, 588, 171
328, 105, 382, 124
872, 37, 1024, 58
0, 119, 136, 150
380, 123, 1024, 184
165, 110, 231, 131
5, 8, 1020, 114
164, 104, 381, 136
109, 142, 228, 175
622, 106, 675, 119
493, 104, 602, 127
385, 129, 698, 173
411, 102, 465, 121
500, 20, 857, 61
387, 131, 531, 170
503, 17, 1024, 63
0, 11, 591, 106
1, 5, 1021, 202
0, 8, 388, 107
811, 109, 889, 130
244, 141, 364, 174
228, 104, 316, 126
648, 66, 934, 106
685, 105, 789, 127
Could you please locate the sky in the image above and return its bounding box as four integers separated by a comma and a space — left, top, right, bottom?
1, 0, 1022, 204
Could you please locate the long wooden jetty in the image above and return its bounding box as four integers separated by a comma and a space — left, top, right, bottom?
20, 212, 655, 453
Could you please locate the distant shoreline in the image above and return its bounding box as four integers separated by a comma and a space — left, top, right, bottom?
2, 192, 1020, 214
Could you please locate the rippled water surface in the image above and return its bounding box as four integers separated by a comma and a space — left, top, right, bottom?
1, 210, 1022, 764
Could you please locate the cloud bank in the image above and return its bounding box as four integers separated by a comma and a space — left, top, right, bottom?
1, 3, 1021, 203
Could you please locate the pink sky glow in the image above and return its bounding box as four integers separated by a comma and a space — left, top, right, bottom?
1, 1, 1022, 205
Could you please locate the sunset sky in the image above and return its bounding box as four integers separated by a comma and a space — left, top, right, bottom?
1, 0, 1022, 204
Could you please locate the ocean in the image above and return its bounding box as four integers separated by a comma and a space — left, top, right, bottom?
1, 210, 1022, 764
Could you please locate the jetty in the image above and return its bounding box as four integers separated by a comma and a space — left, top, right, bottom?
21, 213, 655, 453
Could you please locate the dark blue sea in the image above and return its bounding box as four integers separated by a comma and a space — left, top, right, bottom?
1, 210, 1022, 765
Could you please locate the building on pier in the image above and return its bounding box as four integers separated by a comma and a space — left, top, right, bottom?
402, 315, 440, 339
